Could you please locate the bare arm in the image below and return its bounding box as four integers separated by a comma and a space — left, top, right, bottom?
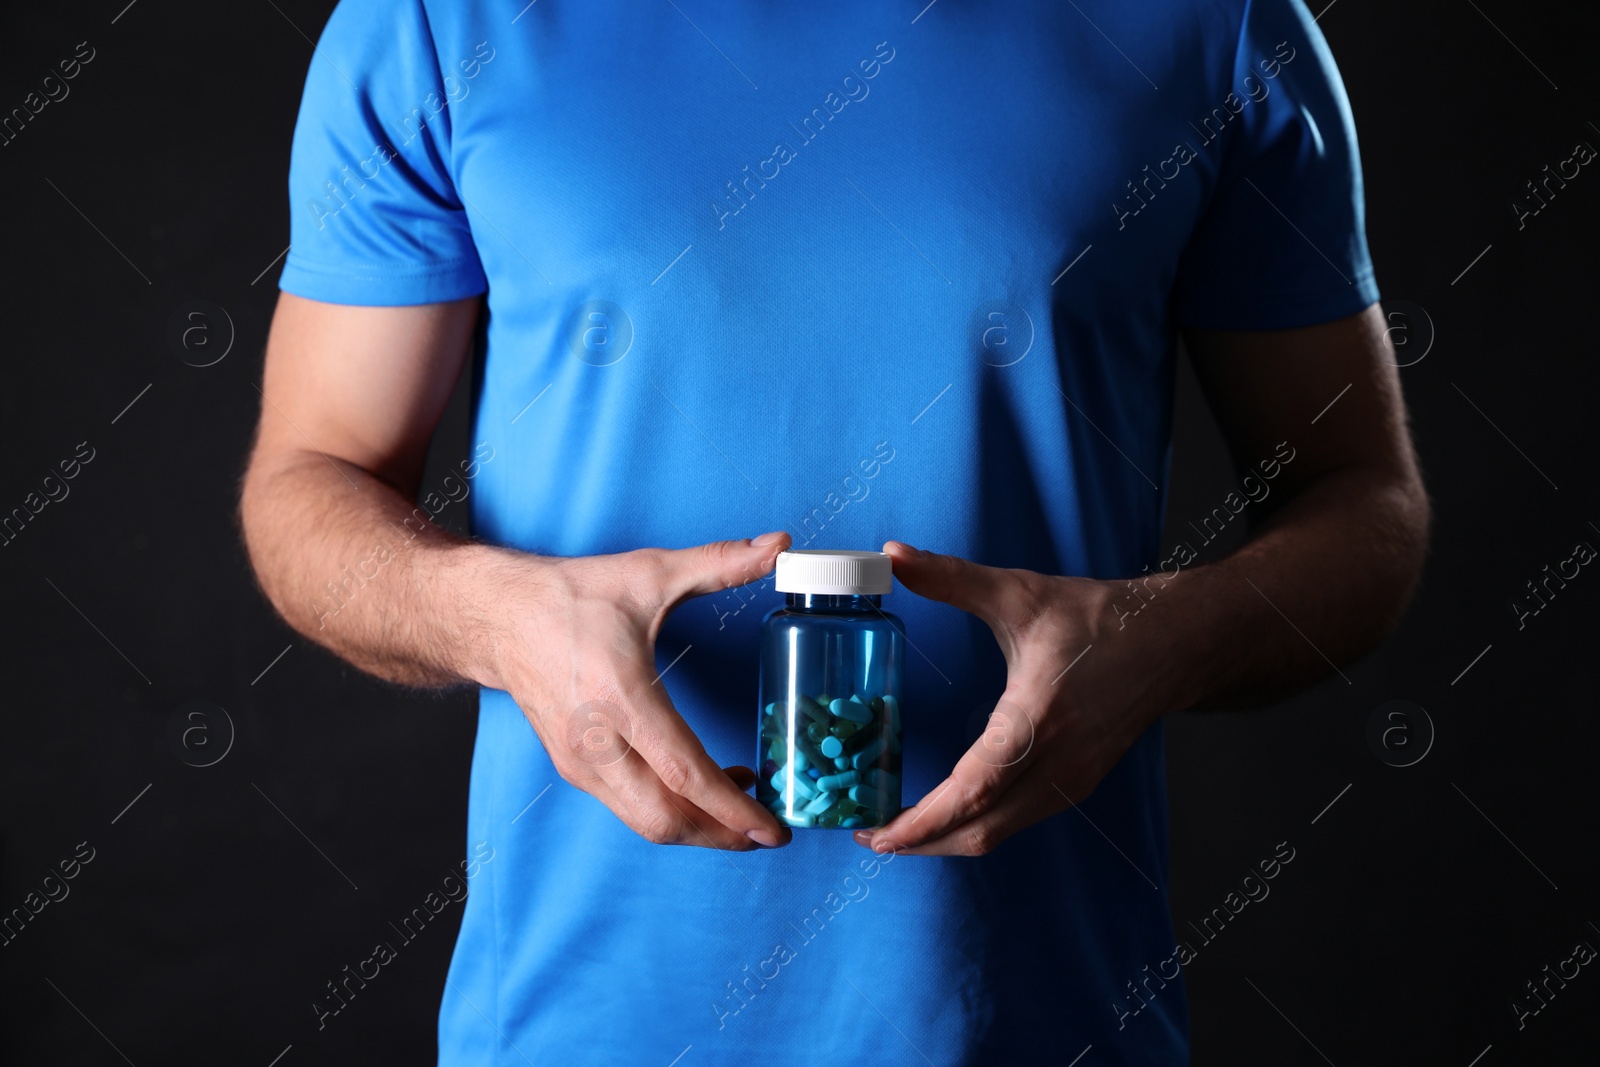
240, 294, 492, 686
1167, 301, 1431, 708
858, 303, 1432, 855
240, 292, 792, 850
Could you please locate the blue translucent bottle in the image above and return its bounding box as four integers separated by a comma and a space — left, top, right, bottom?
757, 550, 904, 829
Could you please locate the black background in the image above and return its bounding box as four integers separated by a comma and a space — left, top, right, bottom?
2, 1, 1597, 1064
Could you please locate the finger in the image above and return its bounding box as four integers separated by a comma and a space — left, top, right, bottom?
593, 746, 763, 850
723, 765, 757, 792
881, 540, 1010, 625
618, 668, 793, 848
852, 689, 1041, 851
660, 532, 792, 604
858, 769, 1053, 857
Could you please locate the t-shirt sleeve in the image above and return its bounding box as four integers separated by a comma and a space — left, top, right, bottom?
277, 0, 488, 306
1170, 0, 1380, 330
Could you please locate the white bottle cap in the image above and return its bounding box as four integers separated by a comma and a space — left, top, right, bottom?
774, 549, 893, 595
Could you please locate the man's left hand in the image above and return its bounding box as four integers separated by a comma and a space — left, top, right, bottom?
853, 540, 1187, 857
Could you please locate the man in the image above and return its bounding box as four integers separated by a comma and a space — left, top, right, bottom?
240, 0, 1428, 1062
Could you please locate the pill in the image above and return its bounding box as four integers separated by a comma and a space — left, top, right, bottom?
816, 770, 861, 792
841, 816, 865, 828
817, 811, 844, 828
795, 734, 830, 771
830, 697, 873, 724
791, 749, 811, 773
848, 784, 892, 809
772, 769, 817, 799
803, 790, 836, 815
884, 726, 901, 756
864, 768, 899, 794
851, 733, 889, 769
815, 692, 832, 708
779, 811, 817, 828
768, 737, 785, 762
807, 721, 828, 743
830, 720, 860, 739
881, 695, 901, 728
761, 758, 778, 779
797, 696, 830, 724
819, 735, 844, 758
833, 756, 851, 771
765, 701, 781, 717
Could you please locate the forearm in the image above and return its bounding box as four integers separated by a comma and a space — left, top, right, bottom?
1126, 461, 1430, 713
239, 448, 519, 689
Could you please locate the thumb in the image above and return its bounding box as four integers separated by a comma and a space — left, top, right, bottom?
663, 531, 791, 601
883, 540, 1008, 625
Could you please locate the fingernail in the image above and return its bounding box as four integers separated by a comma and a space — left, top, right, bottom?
853, 830, 874, 847
885, 540, 919, 556
748, 828, 782, 847
752, 531, 787, 547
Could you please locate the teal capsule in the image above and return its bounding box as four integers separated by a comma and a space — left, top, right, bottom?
802, 790, 836, 815
833, 756, 851, 771
779, 811, 817, 828
772, 769, 817, 800
864, 768, 899, 794
795, 733, 829, 772
791, 749, 811, 773
819, 735, 844, 758
841, 815, 865, 828
830, 719, 860, 739
830, 696, 873, 724
851, 733, 889, 769
797, 695, 830, 724
848, 784, 892, 810
881, 694, 901, 728
816, 769, 861, 792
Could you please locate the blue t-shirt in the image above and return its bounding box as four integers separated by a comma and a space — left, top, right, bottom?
281, 1, 1378, 1063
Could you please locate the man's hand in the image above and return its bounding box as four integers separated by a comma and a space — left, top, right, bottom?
851, 541, 1170, 857
241, 294, 794, 853
855, 305, 1429, 857
474, 534, 796, 851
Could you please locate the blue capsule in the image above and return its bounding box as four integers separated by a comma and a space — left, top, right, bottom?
802, 790, 836, 815
851, 733, 889, 770
816, 770, 861, 792
864, 768, 899, 794
848, 784, 892, 810
829, 697, 873, 724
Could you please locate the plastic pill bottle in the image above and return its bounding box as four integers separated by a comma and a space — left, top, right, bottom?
756, 549, 904, 829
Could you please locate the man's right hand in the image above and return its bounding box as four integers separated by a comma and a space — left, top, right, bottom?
241, 293, 791, 854
470, 533, 795, 851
